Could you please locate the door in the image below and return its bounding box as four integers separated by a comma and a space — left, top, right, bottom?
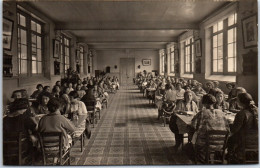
120, 58, 135, 86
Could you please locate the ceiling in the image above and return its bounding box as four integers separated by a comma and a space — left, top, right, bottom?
26, 0, 228, 50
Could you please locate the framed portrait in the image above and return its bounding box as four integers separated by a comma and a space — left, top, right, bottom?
195, 39, 202, 57
242, 14, 258, 48
3, 18, 14, 50
142, 59, 151, 66
53, 40, 60, 58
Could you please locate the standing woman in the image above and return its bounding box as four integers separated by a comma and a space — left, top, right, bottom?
227, 93, 258, 163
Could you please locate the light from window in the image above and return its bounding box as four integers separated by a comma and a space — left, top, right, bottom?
17, 12, 43, 75
184, 37, 194, 73
80, 46, 84, 73
170, 46, 175, 73
212, 12, 237, 74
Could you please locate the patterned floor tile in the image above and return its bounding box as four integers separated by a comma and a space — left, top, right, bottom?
129, 147, 144, 154
88, 147, 105, 155
129, 140, 143, 146
84, 157, 102, 165
111, 139, 125, 146
130, 156, 146, 165
109, 147, 124, 154
151, 156, 169, 165
92, 140, 107, 146
128, 133, 141, 138
107, 157, 124, 165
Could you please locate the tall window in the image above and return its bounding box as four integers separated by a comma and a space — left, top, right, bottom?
170, 46, 175, 73
184, 37, 194, 74
212, 12, 237, 74
61, 35, 70, 73
160, 50, 165, 74
79, 46, 84, 73
17, 10, 43, 75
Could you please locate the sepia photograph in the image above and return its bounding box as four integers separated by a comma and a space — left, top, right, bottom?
1, 0, 259, 166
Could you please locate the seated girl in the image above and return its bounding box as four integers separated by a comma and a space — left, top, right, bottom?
227, 93, 258, 163
35, 92, 53, 114
31, 84, 43, 99
38, 98, 76, 152
190, 94, 230, 162
214, 90, 229, 112
52, 85, 61, 98
3, 98, 37, 165
175, 82, 185, 100
169, 91, 199, 151
229, 87, 247, 113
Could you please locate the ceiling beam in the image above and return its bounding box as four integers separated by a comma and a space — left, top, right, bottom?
77, 37, 178, 43
55, 22, 199, 30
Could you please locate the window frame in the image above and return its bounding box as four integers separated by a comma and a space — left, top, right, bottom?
170, 46, 175, 73
60, 34, 71, 73
184, 37, 194, 74
211, 13, 237, 76
17, 9, 44, 77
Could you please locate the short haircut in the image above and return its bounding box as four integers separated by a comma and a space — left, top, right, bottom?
47, 98, 61, 113
36, 84, 43, 89
69, 91, 79, 99
43, 86, 50, 91
202, 94, 216, 105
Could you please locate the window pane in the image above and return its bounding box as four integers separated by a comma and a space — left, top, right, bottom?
31, 34, 36, 48
32, 47, 37, 55
31, 21, 37, 32
21, 45, 27, 59
19, 14, 26, 27
213, 48, 217, 59
213, 35, 217, 47
218, 46, 223, 59
228, 43, 234, 58
234, 13, 237, 24
21, 29, 27, 45
234, 27, 237, 42
228, 14, 235, 26
37, 49, 42, 61
21, 60, 27, 74
218, 59, 223, 72
37, 62, 42, 73
218, 21, 223, 31
218, 33, 223, 46
228, 58, 235, 72
37, 36, 41, 49
32, 61, 37, 74
213, 60, 217, 72
37, 23, 41, 34
32, 54, 37, 61
213, 24, 218, 33
228, 29, 234, 43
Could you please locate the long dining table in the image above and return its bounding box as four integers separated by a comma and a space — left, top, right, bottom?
175, 111, 236, 134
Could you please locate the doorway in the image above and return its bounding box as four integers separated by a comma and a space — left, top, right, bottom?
120, 58, 135, 86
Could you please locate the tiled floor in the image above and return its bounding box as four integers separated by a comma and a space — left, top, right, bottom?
71, 85, 193, 165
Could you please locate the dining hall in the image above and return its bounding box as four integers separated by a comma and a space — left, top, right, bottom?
2, 0, 259, 166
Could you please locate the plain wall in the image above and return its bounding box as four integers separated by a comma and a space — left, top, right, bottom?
96, 49, 160, 78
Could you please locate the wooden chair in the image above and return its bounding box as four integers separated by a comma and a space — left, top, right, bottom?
194, 130, 229, 164
243, 134, 258, 164
3, 132, 33, 165
84, 100, 98, 127
38, 132, 71, 165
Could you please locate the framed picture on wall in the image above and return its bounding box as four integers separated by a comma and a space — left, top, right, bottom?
53, 40, 60, 58
142, 59, 151, 66
3, 17, 14, 51
242, 14, 257, 48
195, 39, 202, 57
